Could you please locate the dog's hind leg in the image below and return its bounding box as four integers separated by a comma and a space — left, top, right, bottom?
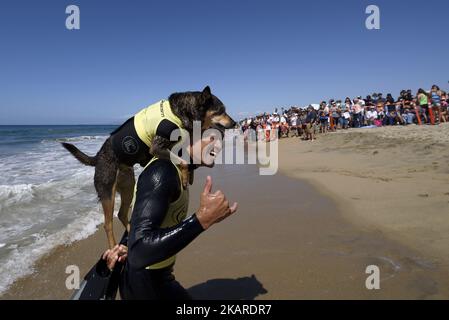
116, 165, 135, 232
101, 180, 118, 249
94, 141, 119, 249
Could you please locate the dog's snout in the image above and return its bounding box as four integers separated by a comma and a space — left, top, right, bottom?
230, 119, 237, 128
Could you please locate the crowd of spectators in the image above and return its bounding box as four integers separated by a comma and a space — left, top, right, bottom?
240, 85, 448, 141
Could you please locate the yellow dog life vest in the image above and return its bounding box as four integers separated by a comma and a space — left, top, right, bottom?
133, 100, 184, 148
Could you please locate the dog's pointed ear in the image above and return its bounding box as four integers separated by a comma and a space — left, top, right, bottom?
201, 86, 212, 100
198, 86, 213, 109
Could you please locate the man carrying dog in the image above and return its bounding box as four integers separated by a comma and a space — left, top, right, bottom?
102, 128, 238, 300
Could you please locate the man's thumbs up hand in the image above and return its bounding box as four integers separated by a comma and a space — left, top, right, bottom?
196, 176, 238, 230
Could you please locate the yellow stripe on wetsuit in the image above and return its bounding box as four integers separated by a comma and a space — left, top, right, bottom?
131, 157, 190, 270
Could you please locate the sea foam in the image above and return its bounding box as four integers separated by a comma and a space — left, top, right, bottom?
0, 133, 110, 295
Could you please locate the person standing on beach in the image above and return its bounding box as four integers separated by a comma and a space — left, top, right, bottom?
289, 112, 299, 137
340, 105, 351, 129
330, 101, 340, 131
318, 102, 329, 134
440, 91, 448, 122
417, 88, 430, 123
304, 106, 317, 141
431, 85, 443, 123
102, 131, 238, 300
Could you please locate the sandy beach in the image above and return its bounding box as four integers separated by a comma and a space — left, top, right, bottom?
3, 124, 449, 299
279, 123, 449, 269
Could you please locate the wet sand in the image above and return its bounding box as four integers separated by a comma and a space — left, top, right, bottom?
178, 165, 449, 299
3, 150, 449, 299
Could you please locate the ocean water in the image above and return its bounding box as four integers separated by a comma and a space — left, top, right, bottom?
0, 125, 118, 294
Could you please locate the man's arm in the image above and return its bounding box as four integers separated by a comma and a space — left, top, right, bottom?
127, 160, 204, 270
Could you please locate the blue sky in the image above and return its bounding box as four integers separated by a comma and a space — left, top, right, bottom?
1, 0, 448, 124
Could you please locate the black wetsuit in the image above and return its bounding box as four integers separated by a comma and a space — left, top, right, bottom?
110, 117, 152, 167
110, 116, 180, 167
119, 159, 204, 300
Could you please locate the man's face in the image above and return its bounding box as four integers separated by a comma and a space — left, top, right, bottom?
189, 131, 223, 168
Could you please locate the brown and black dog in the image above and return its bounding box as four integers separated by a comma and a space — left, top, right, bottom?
62, 86, 235, 248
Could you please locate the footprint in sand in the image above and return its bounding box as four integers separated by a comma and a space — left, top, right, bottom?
418, 194, 429, 198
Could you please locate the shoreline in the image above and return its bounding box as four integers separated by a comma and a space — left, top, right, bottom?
3, 124, 449, 299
